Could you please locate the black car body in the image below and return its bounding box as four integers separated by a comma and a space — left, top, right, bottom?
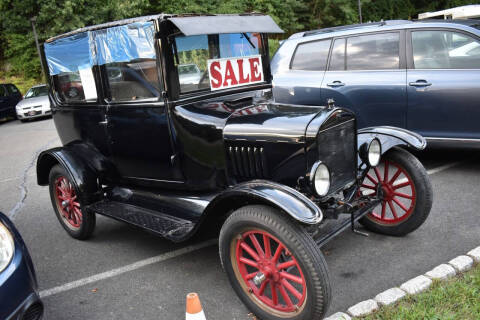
0, 83, 22, 120
36, 14, 432, 319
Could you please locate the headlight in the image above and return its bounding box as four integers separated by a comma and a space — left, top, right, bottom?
0, 222, 14, 272
368, 138, 382, 167
311, 162, 330, 196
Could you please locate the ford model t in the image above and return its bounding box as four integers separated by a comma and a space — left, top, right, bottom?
37, 14, 432, 319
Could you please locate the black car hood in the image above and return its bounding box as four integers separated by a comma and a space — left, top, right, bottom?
223, 103, 325, 143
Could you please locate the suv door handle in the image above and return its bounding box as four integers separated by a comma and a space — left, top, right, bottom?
409, 80, 432, 87
326, 81, 345, 87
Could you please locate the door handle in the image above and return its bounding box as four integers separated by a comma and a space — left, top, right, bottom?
409, 80, 432, 87
98, 120, 108, 126
326, 81, 345, 87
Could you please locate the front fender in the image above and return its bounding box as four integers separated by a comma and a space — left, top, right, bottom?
357, 126, 427, 156
204, 180, 323, 224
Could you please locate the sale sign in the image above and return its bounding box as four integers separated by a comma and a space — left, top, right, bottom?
207, 55, 264, 91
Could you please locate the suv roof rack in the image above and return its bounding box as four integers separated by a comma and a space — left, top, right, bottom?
415, 18, 480, 29
300, 20, 412, 37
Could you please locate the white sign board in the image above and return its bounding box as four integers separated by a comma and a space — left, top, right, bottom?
207, 55, 264, 91
78, 67, 98, 101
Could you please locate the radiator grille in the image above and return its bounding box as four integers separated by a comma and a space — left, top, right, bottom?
228, 146, 268, 179
317, 119, 356, 194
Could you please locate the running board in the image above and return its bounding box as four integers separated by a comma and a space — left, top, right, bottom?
314, 199, 381, 247
86, 200, 195, 242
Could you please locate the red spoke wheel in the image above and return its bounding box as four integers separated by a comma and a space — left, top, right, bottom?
220, 205, 331, 320
54, 176, 82, 229
48, 164, 95, 240
359, 147, 433, 236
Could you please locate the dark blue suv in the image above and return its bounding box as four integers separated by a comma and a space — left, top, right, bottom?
0, 83, 22, 121
272, 20, 480, 147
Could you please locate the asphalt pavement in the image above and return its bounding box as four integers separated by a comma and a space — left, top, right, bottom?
0, 118, 479, 319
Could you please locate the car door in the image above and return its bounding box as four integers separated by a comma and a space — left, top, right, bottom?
0, 85, 8, 115
406, 28, 480, 140
272, 38, 331, 105
320, 31, 407, 129
102, 63, 182, 183
6, 84, 22, 106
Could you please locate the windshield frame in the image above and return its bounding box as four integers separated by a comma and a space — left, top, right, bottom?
168, 31, 271, 99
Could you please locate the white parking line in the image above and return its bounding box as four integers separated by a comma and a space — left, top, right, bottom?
39, 239, 217, 298
38, 160, 468, 299
426, 160, 465, 175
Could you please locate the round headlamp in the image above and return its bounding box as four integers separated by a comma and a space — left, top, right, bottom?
367, 138, 382, 167
0, 222, 14, 272
311, 162, 330, 197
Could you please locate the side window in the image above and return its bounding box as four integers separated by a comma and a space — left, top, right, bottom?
329, 38, 345, 71
412, 30, 480, 69
6, 84, 20, 95
346, 33, 400, 70
45, 32, 97, 103
0, 86, 6, 97
98, 23, 161, 102
291, 39, 332, 71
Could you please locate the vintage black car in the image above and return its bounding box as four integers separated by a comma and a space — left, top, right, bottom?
36, 14, 432, 320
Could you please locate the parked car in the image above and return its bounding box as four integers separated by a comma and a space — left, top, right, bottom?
0, 83, 22, 121
16, 84, 52, 122
37, 14, 432, 320
0, 211, 43, 320
272, 19, 480, 147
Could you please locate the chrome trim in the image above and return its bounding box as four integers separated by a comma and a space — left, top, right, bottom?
426, 137, 480, 142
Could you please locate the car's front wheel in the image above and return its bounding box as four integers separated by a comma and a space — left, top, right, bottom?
359, 147, 433, 236
219, 205, 330, 320
48, 164, 95, 239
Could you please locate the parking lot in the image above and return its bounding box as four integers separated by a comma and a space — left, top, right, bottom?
1, 117, 479, 319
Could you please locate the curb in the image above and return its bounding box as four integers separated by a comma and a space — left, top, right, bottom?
324, 245, 480, 320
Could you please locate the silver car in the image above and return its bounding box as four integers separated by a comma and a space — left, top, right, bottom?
15, 84, 51, 122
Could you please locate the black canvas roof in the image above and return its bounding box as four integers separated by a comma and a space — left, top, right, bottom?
46, 13, 283, 43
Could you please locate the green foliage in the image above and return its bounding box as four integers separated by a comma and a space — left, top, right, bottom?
1, 0, 480, 85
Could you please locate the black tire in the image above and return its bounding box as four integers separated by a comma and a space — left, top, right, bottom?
359, 147, 433, 236
219, 205, 331, 320
48, 164, 95, 240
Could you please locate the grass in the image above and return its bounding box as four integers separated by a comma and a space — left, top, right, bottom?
360, 264, 480, 320
0, 74, 42, 94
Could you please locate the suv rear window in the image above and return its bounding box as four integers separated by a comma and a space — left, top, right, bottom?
291, 39, 331, 71
346, 33, 399, 70
6, 84, 19, 94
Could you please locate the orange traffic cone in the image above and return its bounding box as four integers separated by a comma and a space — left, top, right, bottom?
186, 292, 206, 320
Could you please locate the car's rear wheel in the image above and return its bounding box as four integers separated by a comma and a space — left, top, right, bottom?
359, 147, 432, 236
48, 164, 95, 239
219, 205, 330, 320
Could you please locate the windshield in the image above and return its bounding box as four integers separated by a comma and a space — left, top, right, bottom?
174, 33, 263, 93
24, 86, 48, 98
